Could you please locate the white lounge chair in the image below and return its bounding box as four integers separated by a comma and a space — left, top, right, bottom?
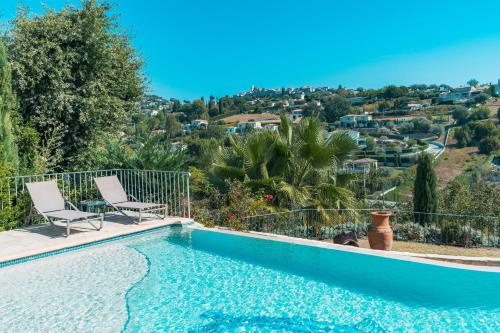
94, 175, 167, 223
26, 180, 103, 237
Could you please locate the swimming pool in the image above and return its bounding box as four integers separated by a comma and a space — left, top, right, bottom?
0, 225, 499, 332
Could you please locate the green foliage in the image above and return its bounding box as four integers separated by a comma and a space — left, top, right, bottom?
320, 95, 351, 122
211, 115, 358, 212
439, 179, 499, 217
186, 137, 222, 169
471, 120, 497, 142
365, 137, 376, 151
163, 114, 182, 137
470, 93, 489, 105
7, 0, 144, 169
411, 117, 431, 132
94, 135, 186, 171
469, 106, 490, 121
0, 163, 24, 231
453, 126, 472, 148
303, 102, 320, 117
479, 136, 499, 154
180, 99, 208, 121
413, 153, 437, 224
467, 79, 479, 87
191, 179, 274, 229
0, 43, 18, 169
381, 85, 409, 99
451, 106, 469, 125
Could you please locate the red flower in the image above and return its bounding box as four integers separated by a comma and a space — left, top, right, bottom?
226, 213, 234, 222
264, 194, 273, 203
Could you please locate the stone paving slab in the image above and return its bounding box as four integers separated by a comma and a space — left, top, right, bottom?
0, 213, 191, 263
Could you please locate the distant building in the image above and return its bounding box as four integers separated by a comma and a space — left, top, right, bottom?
293, 91, 305, 100
265, 124, 279, 131
191, 119, 208, 129
290, 109, 304, 121
339, 114, 372, 127
237, 121, 262, 133
170, 142, 187, 153
342, 158, 378, 173
439, 86, 479, 103
496, 79, 500, 95
405, 103, 423, 111
349, 97, 369, 104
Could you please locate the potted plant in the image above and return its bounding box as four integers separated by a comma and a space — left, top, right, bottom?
368, 211, 393, 250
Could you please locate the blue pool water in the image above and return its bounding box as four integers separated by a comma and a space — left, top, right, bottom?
0, 226, 499, 332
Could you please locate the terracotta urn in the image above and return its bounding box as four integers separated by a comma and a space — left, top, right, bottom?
368, 211, 393, 250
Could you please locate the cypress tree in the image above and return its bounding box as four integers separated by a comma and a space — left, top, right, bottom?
0, 42, 18, 169
413, 153, 437, 224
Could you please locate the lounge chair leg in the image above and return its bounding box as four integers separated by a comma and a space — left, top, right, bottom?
164, 206, 167, 220
99, 213, 104, 230
138, 210, 142, 224
66, 221, 70, 237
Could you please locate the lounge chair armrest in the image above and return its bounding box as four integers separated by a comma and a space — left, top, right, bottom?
129, 194, 139, 202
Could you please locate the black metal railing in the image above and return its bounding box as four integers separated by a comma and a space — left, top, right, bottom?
0, 169, 191, 230
237, 209, 499, 248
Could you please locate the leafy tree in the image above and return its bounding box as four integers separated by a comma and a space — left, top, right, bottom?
413, 153, 437, 224
467, 79, 479, 87
365, 137, 376, 151
0, 43, 18, 169
471, 120, 497, 142
303, 102, 320, 117
377, 100, 393, 112
470, 93, 489, 105
451, 106, 469, 125
440, 179, 499, 217
163, 114, 181, 137
453, 126, 471, 147
486, 85, 497, 97
382, 85, 408, 99
7, 0, 144, 169
469, 106, 490, 121
398, 122, 414, 133
191, 99, 208, 120
411, 118, 431, 132
321, 95, 351, 122
478, 136, 499, 154
94, 135, 186, 171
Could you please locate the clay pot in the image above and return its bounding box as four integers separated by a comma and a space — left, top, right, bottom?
368, 211, 393, 250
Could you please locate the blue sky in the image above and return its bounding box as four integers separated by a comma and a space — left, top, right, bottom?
2, 0, 500, 100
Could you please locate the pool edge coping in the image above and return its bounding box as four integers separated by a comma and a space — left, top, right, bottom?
0, 220, 191, 268
192, 226, 500, 273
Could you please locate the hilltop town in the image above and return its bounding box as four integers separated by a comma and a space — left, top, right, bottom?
138, 80, 499, 202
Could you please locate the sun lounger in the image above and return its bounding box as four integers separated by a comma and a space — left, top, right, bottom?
26, 180, 103, 236
93, 175, 167, 223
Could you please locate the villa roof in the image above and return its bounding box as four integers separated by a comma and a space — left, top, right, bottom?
353, 158, 378, 163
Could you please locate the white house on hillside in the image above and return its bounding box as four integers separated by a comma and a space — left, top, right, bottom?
237, 121, 262, 133
439, 86, 478, 103
339, 114, 372, 128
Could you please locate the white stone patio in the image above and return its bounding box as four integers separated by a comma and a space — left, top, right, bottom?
0, 213, 192, 263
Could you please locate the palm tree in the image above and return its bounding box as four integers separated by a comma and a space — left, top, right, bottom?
212, 114, 358, 215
